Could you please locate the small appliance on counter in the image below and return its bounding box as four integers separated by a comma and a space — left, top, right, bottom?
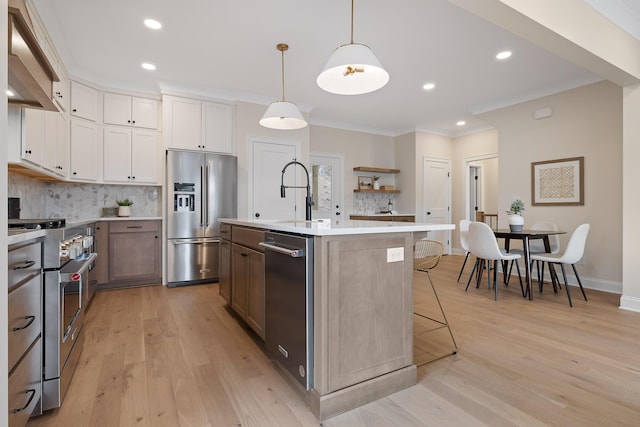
8, 197, 20, 219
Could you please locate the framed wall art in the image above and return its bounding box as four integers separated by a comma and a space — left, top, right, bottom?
531, 156, 584, 206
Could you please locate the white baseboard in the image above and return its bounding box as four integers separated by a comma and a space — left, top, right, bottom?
619, 295, 640, 312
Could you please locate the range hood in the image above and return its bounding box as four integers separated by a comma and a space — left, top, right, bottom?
8, 0, 59, 111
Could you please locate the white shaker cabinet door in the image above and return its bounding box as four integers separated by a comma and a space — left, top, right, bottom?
131, 97, 159, 129
103, 127, 132, 183
203, 101, 234, 154
162, 95, 201, 150
70, 81, 98, 122
131, 130, 159, 184
70, 120, 99, 181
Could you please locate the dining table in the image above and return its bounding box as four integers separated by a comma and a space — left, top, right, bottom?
493, 228, 566, 300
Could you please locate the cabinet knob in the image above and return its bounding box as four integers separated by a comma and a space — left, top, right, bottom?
255, 212, 260, 218
72, 108, 77, 112
127, 120, 131, 123
132, 120, 136, 124
73, 172, 77, 175
25, 150, 32, 154
132, 176, 135, 180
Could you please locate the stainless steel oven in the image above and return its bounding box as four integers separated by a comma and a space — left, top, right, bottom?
41, 223, 96, 411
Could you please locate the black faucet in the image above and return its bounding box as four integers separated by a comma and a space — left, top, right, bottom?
280, 159, 313, 221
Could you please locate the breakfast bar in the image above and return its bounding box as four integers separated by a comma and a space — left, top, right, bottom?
220, 218, 454, 420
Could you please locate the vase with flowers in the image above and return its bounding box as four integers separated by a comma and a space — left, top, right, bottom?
506, 198, 525, 232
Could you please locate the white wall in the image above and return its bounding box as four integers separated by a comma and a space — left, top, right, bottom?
310, 125, 395, 216
480, 80, 623, 291
235, 101, 310, 218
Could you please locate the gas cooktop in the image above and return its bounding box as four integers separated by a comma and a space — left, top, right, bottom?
8, 218, 67, 229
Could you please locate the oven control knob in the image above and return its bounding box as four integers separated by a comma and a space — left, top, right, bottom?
71, 273, 81, 281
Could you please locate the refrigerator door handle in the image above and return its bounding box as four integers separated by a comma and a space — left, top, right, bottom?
200, 165, 206, 227
204, 165, 210, 226
172, 238, 220, 245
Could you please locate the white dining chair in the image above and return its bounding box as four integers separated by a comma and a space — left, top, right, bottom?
466, 222, 523, 300
456, 219, 474, 283
530, 224, 590, 307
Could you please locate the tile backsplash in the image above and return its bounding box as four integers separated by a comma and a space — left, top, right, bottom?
353, 193, 396, 214
8, 172, 162, 221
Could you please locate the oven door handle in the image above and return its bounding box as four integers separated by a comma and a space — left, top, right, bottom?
172, 239, 220, 245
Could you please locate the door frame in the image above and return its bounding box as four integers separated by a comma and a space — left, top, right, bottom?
464, 153, 498, 222
248, 137, 303, 219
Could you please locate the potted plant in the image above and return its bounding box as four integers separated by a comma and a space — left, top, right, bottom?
506, 198, 525, 231
116, 198, 134, 217
372, 175, 381, 190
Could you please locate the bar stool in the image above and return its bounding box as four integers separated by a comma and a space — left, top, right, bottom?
413, 239, 458, 366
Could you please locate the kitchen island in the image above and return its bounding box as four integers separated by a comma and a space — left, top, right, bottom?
220, 218, 454, 420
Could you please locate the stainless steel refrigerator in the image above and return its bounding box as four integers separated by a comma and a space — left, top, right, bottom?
166, 149, 237, 287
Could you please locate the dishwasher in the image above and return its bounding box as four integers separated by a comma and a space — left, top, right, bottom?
259, 231, 314, 390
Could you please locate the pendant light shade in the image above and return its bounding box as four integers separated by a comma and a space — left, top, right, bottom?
260, 101, 307, 130
316, 0, 389, 95
260, 43, 307, 130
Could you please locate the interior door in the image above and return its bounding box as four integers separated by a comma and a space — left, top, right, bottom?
423, 157, 452, 253
251, 139, 299, 220
310, 153, 343, 220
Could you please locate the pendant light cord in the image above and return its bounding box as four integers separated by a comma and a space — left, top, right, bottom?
281, 48, 286, 101
350, 0, 354, 44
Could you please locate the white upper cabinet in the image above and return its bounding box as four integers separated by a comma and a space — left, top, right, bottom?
163, 95, 234, 154
103, 127, 159, 184
70, 119, 99, 181
22, 109, 45, 166
103, 93, 159, 129
203, 101, 234, 154
70, 81, 99, 122
163, 95, 201, 150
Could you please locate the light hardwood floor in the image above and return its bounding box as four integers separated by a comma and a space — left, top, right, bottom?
27, 255, 640, 427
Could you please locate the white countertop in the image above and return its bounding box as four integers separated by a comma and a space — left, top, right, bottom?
350, 213, 416, 217
220, 218, 454, 236
94, 216, 162, 222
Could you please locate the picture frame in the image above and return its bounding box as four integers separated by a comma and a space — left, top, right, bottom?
358, 176, 373, 190
531, 156, 584, 206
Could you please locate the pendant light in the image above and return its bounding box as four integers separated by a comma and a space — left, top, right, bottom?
260, 43, 308, 130
316, 0, 389, 95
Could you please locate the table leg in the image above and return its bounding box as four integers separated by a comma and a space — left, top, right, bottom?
524, 236, 532, 300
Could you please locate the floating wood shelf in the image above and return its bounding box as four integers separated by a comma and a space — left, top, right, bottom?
354, 189, 401, 193
353, 166, 400, 174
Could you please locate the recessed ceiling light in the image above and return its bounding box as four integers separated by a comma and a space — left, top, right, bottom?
7, 90, 15, 97
496, 51, 512, 60
141, 63, 156, 71
456, 120, 466, 126
422, 83, 435, 90
144, 19, 162, 30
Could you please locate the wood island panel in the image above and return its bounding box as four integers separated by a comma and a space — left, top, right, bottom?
312, 232, 416, 420
350, 215, 415, 222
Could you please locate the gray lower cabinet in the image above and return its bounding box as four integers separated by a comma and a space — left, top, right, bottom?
8, 238, 43, 427
96, 220, 162, 288
228, 226, 265, 339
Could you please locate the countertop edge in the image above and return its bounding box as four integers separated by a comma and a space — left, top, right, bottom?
8, 229, 46, 246
220, 218, 455, 236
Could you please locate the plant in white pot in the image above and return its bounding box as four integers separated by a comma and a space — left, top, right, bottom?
372, 175, 381, 190
116, 198, 134, 217
506, 198, 525, 231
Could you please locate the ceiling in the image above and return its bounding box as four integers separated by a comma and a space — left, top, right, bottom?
30, 0, 636, 137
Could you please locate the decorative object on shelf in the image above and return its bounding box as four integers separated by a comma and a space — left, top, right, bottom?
358, 176, 373, 190
531, 156, 584, 206
260, 43, 307, 130
506, 197, 524, 232
372, 175, 380, 190
116, 198, 134, 217
316, 0, 389, 95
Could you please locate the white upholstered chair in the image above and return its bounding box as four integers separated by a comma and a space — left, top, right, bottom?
456, 219, 473, 283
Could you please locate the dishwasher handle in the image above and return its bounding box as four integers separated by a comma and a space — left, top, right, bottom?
259, 242, 305, 258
